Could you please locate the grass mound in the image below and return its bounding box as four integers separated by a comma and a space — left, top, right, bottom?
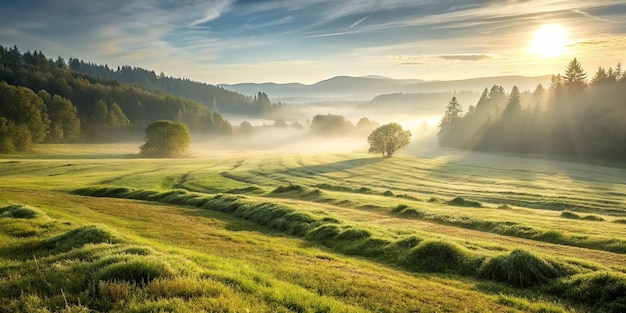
225, 186, 264, 194
478, 249, 565, 287
38, 225, 122, 254
447, 197, 482, 208
272, 183, 307, 193
314, 183, 372, 194
560, 210, 581, 219
96, 257, 174, 285
404, 240, 475, 274
548, 271, 626, 313
582, 214, 604, 221
0, 203, 46, 219
391, 205, 427, 218
615, 219, 626, 224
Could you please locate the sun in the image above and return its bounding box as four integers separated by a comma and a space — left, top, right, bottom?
531, 24, 568, 58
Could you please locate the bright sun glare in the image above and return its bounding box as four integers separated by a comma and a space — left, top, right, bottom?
531, 24, 568, 58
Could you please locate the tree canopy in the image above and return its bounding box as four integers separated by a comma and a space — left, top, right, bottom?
367, 122, 411, 158
139, 120, 191, 157
437, 58, 626, 160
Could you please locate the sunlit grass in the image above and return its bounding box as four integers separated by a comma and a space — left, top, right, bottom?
1, 147, 625, 311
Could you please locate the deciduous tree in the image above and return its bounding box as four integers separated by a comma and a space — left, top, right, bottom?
367, 122, 411, 158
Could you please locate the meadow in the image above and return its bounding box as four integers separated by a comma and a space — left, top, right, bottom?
1, 144, 625, 312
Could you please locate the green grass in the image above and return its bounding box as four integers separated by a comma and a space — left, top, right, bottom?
2, 148, 626, 312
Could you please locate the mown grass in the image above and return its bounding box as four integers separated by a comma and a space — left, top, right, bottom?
391, 204, 626, 254
2, 149, 626, 312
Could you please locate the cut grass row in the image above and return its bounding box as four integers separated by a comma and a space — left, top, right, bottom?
70, 187, 626, 312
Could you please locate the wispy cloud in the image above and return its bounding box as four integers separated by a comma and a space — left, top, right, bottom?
349, 15, 369, 28
438, 54, 496, 61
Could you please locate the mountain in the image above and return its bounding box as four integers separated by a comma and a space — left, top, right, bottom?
220, 75, 551, 103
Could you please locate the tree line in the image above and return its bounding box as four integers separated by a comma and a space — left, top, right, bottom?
0, 45, 232, 152
438, 58, 626, 160
67, 59, 274, 116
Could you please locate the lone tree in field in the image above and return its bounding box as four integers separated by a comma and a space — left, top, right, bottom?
367, 122, 411, 158
139, 120, 191, 157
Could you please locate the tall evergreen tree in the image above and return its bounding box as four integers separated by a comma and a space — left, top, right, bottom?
563, 58, 587, 88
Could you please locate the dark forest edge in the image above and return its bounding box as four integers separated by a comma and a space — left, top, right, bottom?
438, 58, 626, 161
0, 45, 270, 153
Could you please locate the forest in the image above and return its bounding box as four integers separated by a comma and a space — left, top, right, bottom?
0, 45, 237, 152
438, 58, 626, 160
67, 59, 274, 116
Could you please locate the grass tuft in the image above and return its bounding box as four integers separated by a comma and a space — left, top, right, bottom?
405, 240, 475, 274
0, 203, 46, 219
560, 210, 581, 219
548, 271, 626, 313
96, 257, 174, 285
582, 214, 604, 221
447, 197, 482, 208
478, 249, 565, 287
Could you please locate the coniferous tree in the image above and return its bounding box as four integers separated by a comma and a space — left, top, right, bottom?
563, 58, 587, 88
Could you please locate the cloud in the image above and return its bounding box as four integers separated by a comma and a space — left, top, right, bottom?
397, 62, 424, 66
349, 15, 369, 28
437, 54, 495, 61
188, 0, 234, 26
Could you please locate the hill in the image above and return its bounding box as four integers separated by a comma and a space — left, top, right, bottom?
220, 75, 550, 103
0, 45, 232, 150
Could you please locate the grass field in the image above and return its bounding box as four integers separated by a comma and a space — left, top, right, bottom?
1, 144, 625, 312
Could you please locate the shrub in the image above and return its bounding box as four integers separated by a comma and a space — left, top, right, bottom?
447, 197, 482, 208
0, 204, 45, 219
478, 249, 564, 287
405, 240, 474, 273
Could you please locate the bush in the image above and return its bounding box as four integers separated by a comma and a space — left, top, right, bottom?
0, 204, 45, 219
478, 249, 564, 287
405, 240, 474, 273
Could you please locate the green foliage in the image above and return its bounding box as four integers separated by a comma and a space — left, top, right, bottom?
438, 58, 626, 159
478, 249, 565, 287
0, 82, 49, 152
139, 120, 191, 157
309, 114, 354, 135
367, 122, 411, 158
0, 44, 233, 144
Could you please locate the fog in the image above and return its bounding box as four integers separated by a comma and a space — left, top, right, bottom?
196, 107, 440, 156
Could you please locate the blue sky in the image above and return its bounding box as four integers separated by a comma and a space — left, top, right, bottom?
1, 0, 625, 84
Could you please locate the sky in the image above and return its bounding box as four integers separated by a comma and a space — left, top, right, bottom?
1, 0, 625, 84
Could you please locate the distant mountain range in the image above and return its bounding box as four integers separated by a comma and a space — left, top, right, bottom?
219, 75, 551, 103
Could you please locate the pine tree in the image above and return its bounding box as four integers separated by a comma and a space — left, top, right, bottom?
503, 86, 521, 116
563, 58, 587, 88
438, 97, 463, 135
